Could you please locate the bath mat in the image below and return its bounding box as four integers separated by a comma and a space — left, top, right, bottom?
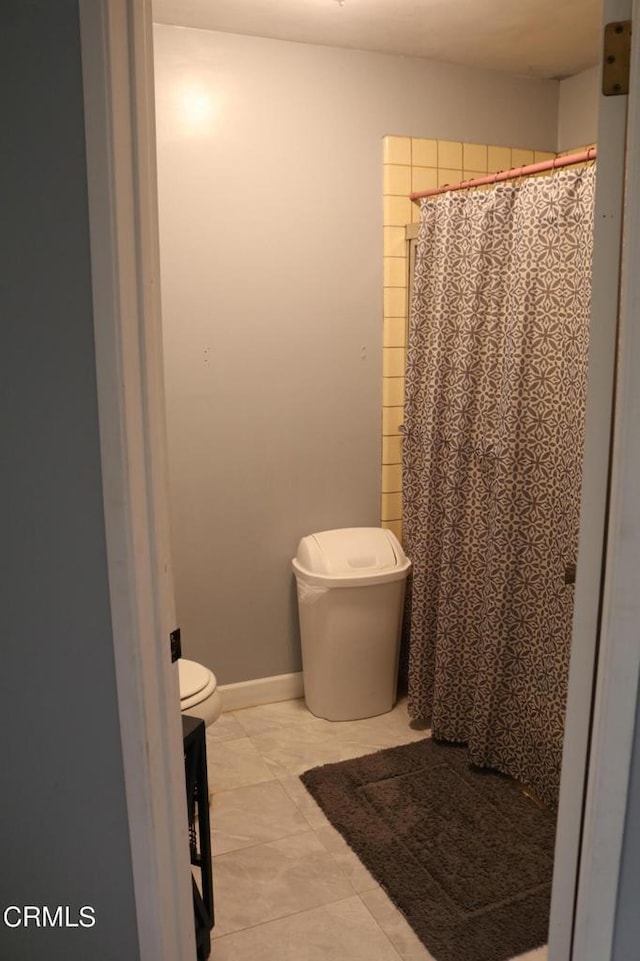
300, 738, 555, 961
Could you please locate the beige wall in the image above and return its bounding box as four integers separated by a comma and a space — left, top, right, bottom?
558, 65, 600, 152
153, 24, 559, 684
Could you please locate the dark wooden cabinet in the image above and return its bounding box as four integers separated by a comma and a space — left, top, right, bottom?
183, 716, 214, 960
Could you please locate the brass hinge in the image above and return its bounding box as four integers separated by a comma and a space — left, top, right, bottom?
603, 21, 632, 96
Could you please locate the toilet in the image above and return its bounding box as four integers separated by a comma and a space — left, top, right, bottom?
179, 659, 222, 728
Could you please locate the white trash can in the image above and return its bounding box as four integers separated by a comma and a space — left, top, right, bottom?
292, 527, 411, 721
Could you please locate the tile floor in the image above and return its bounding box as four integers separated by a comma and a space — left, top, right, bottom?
204, 697, 548, 961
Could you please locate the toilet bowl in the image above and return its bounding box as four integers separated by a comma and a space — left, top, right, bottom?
179, 658, 222, 728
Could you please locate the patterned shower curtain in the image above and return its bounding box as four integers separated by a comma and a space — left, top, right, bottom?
403, 166, 596, 807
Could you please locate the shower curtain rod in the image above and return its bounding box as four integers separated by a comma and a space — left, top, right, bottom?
409, 147, 597, 201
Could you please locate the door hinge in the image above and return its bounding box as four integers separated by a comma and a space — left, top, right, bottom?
603, 21, 631, 96
170, 628, 182, 663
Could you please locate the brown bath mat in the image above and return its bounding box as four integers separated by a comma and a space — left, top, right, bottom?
300, 738, 555, 961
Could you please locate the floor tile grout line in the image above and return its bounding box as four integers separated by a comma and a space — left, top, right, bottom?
210, 825, 322, 861
211, 815, 373, 897
204, 698, 548, 961
202, 703, 435, 959
358, 884, 412, 961
208, 774, 278, 797
307, 820, 380, 893
210, 891, 363, 944
209, 782, 382, 917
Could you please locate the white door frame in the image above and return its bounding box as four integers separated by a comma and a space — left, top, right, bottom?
79, 1, 640, 958
548, 1, 635, 958
79, 2, 195, 959
567, 1, 640, 958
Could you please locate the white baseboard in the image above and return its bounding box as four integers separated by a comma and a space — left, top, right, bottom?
218, 671, 304, 712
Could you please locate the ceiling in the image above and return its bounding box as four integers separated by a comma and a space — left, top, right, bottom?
152, 0, 602, 80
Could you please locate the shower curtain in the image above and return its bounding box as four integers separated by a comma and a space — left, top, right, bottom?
403, 165, 596, 807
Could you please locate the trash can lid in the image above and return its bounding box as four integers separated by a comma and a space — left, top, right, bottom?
295, 527, 408, 577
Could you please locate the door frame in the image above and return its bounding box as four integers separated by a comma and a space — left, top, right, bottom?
561, 2, 640, 958
79, 1, 640, 958
548, 1, 636, 958
78, 2, 195, 959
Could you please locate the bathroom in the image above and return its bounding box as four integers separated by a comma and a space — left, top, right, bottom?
6, 3, 640, 961
149, 3, 607, 960
153, 17, 598, 694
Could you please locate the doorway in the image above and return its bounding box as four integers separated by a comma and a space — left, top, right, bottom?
80, 1, 640, 957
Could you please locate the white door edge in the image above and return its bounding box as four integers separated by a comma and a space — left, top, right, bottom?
548, 2, 633, 958
570, 1, 640, 958
78, 2, 195, 959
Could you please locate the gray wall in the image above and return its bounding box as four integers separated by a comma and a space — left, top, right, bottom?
558, 65, 600, 151
153, 24, 559, 684
1, 4, 140, 959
